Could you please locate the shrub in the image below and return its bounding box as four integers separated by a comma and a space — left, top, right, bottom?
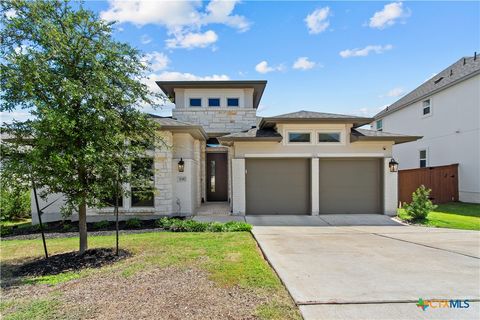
92, 220, 110, 230
0, 226, 12, 237
0, 185, 30, 221
153, 217, 252, 233
223, 221, 252, 232
62, 222, 75, 232
403, 185, 437, 221
125, 218, 142, 229
207, 222, 225, 232
155, 217, 181, 229
168, 219, 207, 232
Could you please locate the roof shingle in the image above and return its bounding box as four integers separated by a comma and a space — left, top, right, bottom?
375, 55, 480, 118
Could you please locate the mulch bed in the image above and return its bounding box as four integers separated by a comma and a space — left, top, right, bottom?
3, 228, 165, 241
12, 248, 131, 278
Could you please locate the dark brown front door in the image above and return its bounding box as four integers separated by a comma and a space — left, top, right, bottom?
206, 153, 228, 201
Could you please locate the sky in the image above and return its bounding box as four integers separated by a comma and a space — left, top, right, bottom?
2, 1, 479, 122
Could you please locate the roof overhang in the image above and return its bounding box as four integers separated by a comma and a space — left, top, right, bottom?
350, 133, 422, 145
218, 136, 283, 142
260, 117, 373, 129
152, 122, 208, 140
156, 80, 267, 109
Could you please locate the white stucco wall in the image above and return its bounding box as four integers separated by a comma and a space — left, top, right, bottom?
375, 74, 480, 203
231, 159, 246, 215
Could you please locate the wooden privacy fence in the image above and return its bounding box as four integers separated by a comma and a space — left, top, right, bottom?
398, 164, 459, 205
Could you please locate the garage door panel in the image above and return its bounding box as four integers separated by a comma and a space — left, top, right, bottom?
246, 159, 310, 215
319, 158, 382, 214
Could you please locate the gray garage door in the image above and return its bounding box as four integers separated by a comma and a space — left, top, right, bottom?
246, 158, 310, 215
319, 158, 382, 214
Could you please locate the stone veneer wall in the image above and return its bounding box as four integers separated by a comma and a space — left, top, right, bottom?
172, 108, 257, 133
154, 131, 173, 215
194, 140, 202, 208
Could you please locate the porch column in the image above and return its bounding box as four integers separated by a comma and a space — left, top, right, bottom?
311, 158, 319, 215
384, 158, 398, 216
232, 159, 246, 215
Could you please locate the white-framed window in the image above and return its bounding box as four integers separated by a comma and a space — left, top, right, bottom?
287, 131, 312, 144
189, 98, 202, 107
419, 149, 427, 168
317, 131, 342, 144
227, 98, 239, 107
208, 98, 221, 107
422, 99, 431, 116
376, 119, 383, 131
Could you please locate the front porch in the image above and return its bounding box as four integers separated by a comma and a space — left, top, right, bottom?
193, 202, 246, 222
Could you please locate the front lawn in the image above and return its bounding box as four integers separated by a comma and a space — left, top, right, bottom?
398, 202, 480, 230
1, 232, 300, 319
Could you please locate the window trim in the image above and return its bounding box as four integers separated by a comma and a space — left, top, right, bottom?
421, 98, 432, 118
419, 148, 428, 168
376, 119, 383, 132
189, 98, 202, 108
316, 130, 344, 145
227, 97, 240, 107
208, 97, 221, 107
285, 130, 313, 145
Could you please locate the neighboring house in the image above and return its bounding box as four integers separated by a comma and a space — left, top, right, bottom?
32, 80, 419, 223
372, 55, 480, 203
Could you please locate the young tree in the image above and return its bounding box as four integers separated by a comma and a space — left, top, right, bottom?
1, 0, 162, 253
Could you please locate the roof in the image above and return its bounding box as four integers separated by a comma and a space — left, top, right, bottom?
148, 115, 208, 140
155, 80, 267, 109
350, 129, 421, 144
260, 110, 373, 128
375, 55, 480, 119
218, 127, 282, 142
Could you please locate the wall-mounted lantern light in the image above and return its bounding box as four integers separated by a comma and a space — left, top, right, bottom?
178, 158, 185, 172
389, 158, 399, 172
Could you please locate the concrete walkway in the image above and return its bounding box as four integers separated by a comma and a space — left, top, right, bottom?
251, 215, 480, 320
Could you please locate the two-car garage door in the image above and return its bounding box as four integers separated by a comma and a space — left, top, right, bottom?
245, 158, 382, 215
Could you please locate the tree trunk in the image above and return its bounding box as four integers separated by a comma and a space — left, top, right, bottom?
79, 201, 88, 253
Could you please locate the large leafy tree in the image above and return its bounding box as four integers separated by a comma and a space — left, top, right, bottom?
1, 0, 162, 253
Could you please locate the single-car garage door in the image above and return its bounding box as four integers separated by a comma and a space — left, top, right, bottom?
319, 158, 382, 214
246, 158, 310, 215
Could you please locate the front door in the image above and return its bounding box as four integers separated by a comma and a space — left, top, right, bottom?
206, 153, 228, 201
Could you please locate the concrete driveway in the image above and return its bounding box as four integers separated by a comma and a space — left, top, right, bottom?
249, 215, 480, 320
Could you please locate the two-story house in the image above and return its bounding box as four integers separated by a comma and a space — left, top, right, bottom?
33, 80, 420, 223
372, 55, 480, 203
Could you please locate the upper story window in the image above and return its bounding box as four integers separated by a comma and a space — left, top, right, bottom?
419, 149, 427, 168
376, 119, 383, 131
208, 98, 221, 107
227, 98, 239, 107
318, 132, 341, 143
422, 99, 431, 116
288, 132, 311, 143
189, 98, 202, 107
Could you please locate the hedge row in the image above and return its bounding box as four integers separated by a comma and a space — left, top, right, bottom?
155, 217, 252, 232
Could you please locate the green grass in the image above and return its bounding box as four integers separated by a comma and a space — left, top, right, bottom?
2, 299, 59, 320
398, 202, 480, 230
0, 218, 32, 228
1, 232, 300, 319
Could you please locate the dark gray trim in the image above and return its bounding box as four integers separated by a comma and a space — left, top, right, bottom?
155, 80, 267, 109
260, 117, 373, 129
